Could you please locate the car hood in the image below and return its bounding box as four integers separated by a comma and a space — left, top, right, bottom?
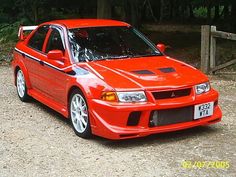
80, 56, 208, 91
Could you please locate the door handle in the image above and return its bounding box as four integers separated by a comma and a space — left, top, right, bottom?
39, 60, 44, 66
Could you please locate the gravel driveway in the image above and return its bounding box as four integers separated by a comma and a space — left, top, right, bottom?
0, 66, 235, 177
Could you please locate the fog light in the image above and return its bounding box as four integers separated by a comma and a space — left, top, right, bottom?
150, 111, 158, 127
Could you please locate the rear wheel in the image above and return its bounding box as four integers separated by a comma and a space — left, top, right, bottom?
16, 69, 29, 102
69, 89, 91, 138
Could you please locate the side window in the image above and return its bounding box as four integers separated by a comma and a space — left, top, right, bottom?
46, 28, 64, 53
28, 25, 49, 51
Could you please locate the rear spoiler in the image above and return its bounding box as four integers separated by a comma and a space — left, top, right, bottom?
18, 26, 38, 40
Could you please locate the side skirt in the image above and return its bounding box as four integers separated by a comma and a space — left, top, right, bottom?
28, 89, 68, 118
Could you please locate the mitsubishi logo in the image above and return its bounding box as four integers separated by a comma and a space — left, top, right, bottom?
171, 92, 175, 98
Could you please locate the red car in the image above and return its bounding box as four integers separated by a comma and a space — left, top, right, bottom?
12, 19, 222, 140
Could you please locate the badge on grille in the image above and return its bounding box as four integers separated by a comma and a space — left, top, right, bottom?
171, 92, 175, 98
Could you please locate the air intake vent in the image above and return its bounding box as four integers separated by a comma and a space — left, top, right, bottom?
127, 111, 141, 126
131, 70, 155, 75
152, 88, 191, 100
158, 67, 176, 73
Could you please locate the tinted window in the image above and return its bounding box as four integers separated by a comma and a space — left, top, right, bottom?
28, 25, 49, 51
46, 28, 64, 53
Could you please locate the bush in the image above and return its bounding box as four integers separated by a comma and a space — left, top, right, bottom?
0, 22, 20, 43
0, 22, 19, 64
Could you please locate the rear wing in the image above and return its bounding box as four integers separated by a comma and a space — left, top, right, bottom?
18, 26, 38, 40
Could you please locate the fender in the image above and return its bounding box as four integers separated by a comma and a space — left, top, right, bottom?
12, 52, 32, 90
65, 66, 101, 100
66, 80, 89, 103
66, 81, 97, 126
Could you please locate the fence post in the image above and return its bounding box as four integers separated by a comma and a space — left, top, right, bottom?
201, 25, 211, 73
210, 26, 216, 72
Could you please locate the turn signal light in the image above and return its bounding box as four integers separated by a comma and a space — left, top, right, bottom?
101, 92, 118, 102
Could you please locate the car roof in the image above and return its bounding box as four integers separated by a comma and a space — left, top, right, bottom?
48, 19, 130, 29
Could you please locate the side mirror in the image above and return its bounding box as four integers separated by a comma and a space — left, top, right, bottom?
156, 43, 166, 53
47, 50, 64, 62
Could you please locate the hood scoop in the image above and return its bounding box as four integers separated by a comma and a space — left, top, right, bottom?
131, 70, 155, 75
158, 67, 176, 73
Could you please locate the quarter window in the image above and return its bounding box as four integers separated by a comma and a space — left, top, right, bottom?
28, 25, 49, 51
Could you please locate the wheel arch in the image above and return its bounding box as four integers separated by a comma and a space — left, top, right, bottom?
67, 85, 96, 126
67, 83, 94, 104
14, 66, 20, 86
67, 85, 87, 109
67, 86, 82, 101
13, 61, 32, 89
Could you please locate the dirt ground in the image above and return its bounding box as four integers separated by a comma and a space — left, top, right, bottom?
0, 66, 236, 177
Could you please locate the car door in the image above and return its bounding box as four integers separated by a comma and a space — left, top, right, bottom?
38, 26, 69, 106
24, 25, 50, 94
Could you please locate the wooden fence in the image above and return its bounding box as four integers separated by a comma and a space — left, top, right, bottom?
201, 25, 236, 74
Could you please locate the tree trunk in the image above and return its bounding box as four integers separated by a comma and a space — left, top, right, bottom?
169, 0, 174, 19
159, 0, 164, 23
174, 0, 180, 20
123, 0, 139, 27
223, 5, 229, 19
150, 0, 161, 20
33, 6, 38, 24
232, 1, 236, 32
130, 0, 138, 27
189, 3, 194, 19
97, 0, 112, 19
22, 5, 33, 23
214, 5, 220, 21
207, 4, 212, 24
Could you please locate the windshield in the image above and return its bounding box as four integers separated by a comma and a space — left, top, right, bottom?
68, 26, 161, 62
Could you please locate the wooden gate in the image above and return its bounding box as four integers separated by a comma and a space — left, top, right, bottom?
201, 25, 236, 74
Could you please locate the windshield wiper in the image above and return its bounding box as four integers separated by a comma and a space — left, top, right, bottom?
134, 53, 162, 58
96, 55, 130, 61
93, 53, 161, 62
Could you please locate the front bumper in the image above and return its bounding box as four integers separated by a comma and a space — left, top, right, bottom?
89, 89, 222, 140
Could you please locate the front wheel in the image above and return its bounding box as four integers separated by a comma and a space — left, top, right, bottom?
16, 69, 30, 102
69, 89, 91, 138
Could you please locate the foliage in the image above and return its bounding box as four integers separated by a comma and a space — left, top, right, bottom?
0, 0, 235, 44
0, 22, 20, 43
193, 7, 208, 18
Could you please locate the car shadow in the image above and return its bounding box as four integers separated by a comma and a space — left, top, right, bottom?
29, 98, 221, 147
92, 126, 221, 148
29, 98, 70, 125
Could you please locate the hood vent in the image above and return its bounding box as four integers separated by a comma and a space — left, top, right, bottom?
131, 70, 155, 75
158, 67, 176, 73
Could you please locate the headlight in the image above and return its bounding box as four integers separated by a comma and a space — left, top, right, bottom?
117, 91, 147, 103
195, 82, 210, 95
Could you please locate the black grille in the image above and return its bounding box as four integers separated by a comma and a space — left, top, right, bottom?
127, 111, 141, 126
152, 88, 191, 100
149, 106, 194, 127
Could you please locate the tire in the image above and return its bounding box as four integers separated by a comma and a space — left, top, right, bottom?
16, 69, 30, 102
69, 89, 91, 138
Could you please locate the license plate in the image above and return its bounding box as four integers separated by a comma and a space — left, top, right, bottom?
194, 102, 214, 120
